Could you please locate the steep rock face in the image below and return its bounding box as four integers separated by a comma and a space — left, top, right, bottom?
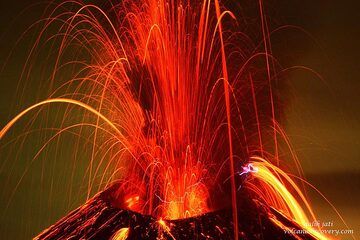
34, 186, 315, 240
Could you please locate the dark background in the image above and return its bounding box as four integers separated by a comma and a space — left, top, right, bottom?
0, 0, 359, 239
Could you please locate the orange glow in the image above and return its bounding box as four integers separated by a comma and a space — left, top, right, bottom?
112, 227, 129, 240
158, 218, 169, 231
161, 165, 209, 219
158, 218, 175, 240
125, 195, 140, 209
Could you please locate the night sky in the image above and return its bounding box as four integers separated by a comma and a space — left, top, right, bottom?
0, 0, 359, 239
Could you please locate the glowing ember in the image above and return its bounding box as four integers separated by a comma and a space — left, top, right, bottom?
112, 228, 129, 240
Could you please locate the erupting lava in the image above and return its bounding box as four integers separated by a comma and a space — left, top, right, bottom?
1, 0, 348, 239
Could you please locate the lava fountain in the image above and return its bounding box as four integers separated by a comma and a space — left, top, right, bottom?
0, 0, 342, 239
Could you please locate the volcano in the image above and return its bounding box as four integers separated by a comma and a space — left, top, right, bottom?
34, 185, 316, 240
